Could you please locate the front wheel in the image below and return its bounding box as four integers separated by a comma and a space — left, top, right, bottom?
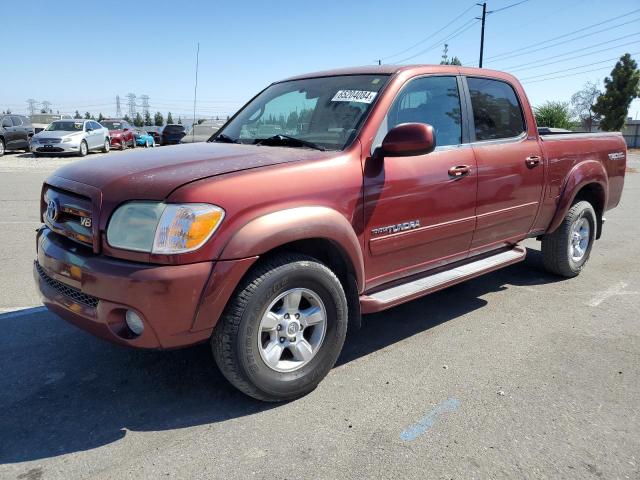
212, 253, 348, 402
541, 200, 597, 278
78, 140, 88, 157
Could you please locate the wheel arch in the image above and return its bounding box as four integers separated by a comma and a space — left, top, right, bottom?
547, 160, 608, 238
219, 206, 365, 291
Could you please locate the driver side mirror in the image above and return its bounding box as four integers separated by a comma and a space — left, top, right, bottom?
86, 127, 93, 132
377, 123, 436, 158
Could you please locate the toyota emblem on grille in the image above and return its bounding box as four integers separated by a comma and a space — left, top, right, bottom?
46, 199, 59, 222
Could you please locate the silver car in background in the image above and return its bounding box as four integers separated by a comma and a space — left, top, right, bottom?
180, 123, 220, 143
30, 119, 110, 157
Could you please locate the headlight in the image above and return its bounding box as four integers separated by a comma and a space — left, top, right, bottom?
107, 202, 224, 254
62, 138, 73, 143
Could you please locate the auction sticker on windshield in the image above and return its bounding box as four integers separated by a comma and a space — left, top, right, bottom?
331, 90, 377, 103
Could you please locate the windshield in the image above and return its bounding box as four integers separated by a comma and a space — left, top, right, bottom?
45, 121, 84, 132
102, 121, 122, 130
216, 74, 389, 151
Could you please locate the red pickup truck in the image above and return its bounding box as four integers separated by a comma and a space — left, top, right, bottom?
35, 65, 626, 401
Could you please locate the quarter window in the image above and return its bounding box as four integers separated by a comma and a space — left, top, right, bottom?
467, 77, 525, 141
377, 76, 462, 148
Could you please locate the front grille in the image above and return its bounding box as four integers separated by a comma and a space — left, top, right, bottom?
38, 138, 61, 144
36, 262, 99, 308
43, 186, 94, 248
37, 147, 64, 152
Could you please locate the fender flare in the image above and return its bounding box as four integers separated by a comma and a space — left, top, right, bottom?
547, 160, 608, 234
219, 206, 365, 290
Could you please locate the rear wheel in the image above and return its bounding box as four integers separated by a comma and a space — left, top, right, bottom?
542, 200, 596, 278
102, 138, 110, 153
78, 140, 88, 157
0, 138, 5, 157
212, 253, 348, 402
130, 136, 136, 148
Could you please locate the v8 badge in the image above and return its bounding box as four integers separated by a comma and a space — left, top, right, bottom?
80, 217, 92, 228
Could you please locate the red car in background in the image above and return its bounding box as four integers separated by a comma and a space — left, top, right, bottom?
100, 119, 136, 150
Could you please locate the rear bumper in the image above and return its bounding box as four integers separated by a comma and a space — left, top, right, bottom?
34, 227, 257, 349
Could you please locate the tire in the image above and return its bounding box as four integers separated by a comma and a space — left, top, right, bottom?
145, 140, 150, 148
542, 200, 597, 278
212, 253, 348, 402
130, 136, 136, 148
102, 138, 110, 153
78, 140, 88, 157
0, 138, 4, 157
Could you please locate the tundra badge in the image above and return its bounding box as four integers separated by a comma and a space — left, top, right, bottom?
371, 220, 421, 236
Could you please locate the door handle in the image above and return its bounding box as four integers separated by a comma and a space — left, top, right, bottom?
448, 165, 471, 178
525, 156, 541, 168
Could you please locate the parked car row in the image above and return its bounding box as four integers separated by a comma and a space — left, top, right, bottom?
0, 114, 196, 157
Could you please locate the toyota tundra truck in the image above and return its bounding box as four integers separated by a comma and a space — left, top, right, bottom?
34, 65, 626, 401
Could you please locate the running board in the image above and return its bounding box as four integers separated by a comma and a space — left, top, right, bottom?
360, 246, 526, 314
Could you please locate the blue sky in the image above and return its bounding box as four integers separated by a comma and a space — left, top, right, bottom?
3, 0, 639, 120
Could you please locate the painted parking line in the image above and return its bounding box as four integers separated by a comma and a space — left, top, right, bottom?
400, 398, 461, 441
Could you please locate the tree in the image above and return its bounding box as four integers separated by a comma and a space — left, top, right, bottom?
74, 110, 82, 119
593, 53, 640, 131
166, 112, 173, 124
571, 81, 601, 132
154, 111, 164, 126
144, 111, 152, 126
98, 113, 105, 123
134, 112, 143, 127
440, 43, 462, 66
84, 112, 91, 119
177, 117, 182, 124
123, 114, 132, 123
534, 101, 576, 130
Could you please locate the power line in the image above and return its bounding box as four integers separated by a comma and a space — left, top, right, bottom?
394, 18, 480, 64
503, 33, 639, 70
485, 7, 640, 61
378, 3, 477, 62
518, 53, 639, 81
486, 17, 640, 64
521, 65, 619, 84
487, 0, 530, 14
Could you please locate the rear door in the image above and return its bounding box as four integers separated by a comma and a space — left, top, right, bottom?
363, 75, 478, 287
464, 76, 544, 251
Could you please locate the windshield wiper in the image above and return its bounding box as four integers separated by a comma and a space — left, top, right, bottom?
255, 134, 326, 151
212, 133, 239, 144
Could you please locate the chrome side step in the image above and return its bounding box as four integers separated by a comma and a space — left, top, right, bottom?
360, 246, 526, 313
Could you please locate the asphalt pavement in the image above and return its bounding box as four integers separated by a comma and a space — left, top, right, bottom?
0, 150, 639, 480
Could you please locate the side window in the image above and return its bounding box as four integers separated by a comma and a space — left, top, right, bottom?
91, 121, 100, 130
467, 77, 525, 141
376, 76, 462, 148
10, 116, 22, 126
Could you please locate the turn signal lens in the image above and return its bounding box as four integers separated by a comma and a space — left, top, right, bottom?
152, 204, 224, 254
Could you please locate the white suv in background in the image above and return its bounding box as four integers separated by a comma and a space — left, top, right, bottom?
31, 119, 110, 157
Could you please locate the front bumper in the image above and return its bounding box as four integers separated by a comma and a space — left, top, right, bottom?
34, 227, 256, 349
31, 142, 80, 154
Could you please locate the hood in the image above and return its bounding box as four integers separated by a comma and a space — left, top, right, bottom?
35, 131, 83, 140
50, 142, 334, 200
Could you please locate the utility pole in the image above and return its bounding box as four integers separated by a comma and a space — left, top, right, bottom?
478, 2, 487, 67
41, 100, 51, 114
140, 95, 150, 116
126, 93, 136, 119
26, 99, 37, 116
192, 42, 200, 141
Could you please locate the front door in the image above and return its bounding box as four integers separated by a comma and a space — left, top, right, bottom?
464, 76, 544, 250
363, 75, 477, 289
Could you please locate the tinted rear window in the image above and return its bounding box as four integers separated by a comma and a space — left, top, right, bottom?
164, 125, 185, 133
467, 77, 525, 141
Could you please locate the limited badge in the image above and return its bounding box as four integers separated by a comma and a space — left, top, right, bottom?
331, 90, 377, 104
